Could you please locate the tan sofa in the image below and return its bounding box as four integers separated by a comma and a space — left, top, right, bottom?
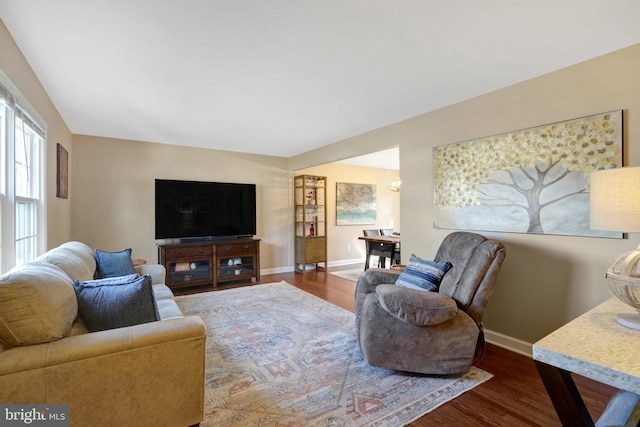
0, 242, 206, 427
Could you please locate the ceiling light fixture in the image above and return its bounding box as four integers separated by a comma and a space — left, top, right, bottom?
389, 178, 401, 193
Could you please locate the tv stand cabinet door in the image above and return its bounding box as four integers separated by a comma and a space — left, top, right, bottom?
159, 244, 213, 289
212, 239, 260, 287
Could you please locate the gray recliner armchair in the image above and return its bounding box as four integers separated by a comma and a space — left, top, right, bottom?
354, 231, 506, 375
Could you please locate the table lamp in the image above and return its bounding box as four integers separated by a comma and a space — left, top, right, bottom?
590, 166, 640, 330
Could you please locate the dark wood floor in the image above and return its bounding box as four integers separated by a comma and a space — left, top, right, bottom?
175, 265, 617, 426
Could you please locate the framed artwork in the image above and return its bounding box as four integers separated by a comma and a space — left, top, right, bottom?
433, 110, 622, 238
56, 143, 68, 199
336, 182, 376, 225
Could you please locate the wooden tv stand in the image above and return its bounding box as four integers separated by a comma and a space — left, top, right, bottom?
158, 238, 260, 290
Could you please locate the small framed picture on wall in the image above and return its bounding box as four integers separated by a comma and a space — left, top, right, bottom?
56, 143, 68, 199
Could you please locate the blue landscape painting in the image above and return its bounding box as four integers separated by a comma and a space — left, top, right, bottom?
336, 182, 376, 225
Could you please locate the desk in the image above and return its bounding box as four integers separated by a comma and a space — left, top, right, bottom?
358, 235, 400, 270
532, 297, 640, 426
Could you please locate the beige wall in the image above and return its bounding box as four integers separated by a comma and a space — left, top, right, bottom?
291, 44, 640, 351
295, 163, 400, 264
0, 19, 73, 249
71, 135, 291, 271
70, 136, 400, 270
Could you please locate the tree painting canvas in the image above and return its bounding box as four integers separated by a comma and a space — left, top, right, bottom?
336, 182, 377, 225
433, 111, 622, 238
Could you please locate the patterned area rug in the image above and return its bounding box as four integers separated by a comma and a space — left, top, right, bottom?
175, 281, 492, 426
329, 268, 365, 282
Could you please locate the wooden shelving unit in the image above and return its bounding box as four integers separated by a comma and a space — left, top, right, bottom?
294, 174, 327, 273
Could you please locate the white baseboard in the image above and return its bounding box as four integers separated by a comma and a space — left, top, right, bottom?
485, 329, 533, 358
328, 258, 363, 267
260, 266, 295, 275
262, 259, 364, 276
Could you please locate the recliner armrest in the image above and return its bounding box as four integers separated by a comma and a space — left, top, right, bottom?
364, 268, 402, 284
355, 268, 402, 296
376, 284, 457, 326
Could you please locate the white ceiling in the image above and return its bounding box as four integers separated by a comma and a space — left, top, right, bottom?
1, 1, 640, 159
336, 147, 399, 170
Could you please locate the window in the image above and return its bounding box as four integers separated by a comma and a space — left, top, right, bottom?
0, 77, 46, 272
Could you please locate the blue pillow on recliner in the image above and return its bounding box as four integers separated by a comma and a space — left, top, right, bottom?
395, 254, 452, 292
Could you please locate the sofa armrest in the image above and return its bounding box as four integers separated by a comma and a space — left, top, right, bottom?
135, 263, 166, 285
375, 284, 457, 326
0, 316, 206, 427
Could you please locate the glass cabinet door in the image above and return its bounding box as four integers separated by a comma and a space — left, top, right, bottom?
168, 259, 211, 285
217, 255, 255, 279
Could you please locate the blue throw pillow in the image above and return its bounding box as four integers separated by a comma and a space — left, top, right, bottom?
74, 274, 160, 332
395, 254, 452, 292
77, 273, 140, 286
95, 248, 137, 278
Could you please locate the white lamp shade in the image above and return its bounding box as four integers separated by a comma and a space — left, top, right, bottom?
590, 167, 640, 232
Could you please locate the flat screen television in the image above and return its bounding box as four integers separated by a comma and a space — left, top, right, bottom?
155, 179, 256, 240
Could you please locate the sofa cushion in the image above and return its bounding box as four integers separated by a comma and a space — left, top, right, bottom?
95, 248, 137, 279
74, 274, 160, 332
156, 298, 184, 320
152, 283, 175, 301
34, 241, 96, 281
396, 254, 452, 292
0, 263, 77, 346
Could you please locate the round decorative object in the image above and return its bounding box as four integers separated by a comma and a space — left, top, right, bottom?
606, 249, 640, 329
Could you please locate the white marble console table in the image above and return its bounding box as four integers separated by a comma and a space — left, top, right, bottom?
533, 297, 640, 426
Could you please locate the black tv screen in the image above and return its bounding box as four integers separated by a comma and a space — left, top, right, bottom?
155, 179, 256, 240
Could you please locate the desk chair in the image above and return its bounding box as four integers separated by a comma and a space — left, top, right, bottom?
363, 230, 396, 270
380, 229, 401, 264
